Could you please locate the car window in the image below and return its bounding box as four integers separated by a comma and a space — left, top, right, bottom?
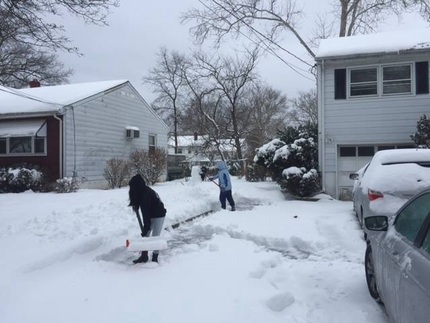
422, 228, 430, 255
395, 192, 430, 243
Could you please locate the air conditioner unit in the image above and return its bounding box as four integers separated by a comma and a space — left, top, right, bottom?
125, 126, 140, 139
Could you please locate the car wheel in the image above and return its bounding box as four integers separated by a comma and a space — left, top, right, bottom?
365, 245, 382, 303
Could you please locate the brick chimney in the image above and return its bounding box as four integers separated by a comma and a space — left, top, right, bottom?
29, 79, 40, 88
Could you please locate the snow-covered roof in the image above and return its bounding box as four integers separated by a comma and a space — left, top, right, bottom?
168, 135, 244, 151
0, 80, 128, 116
316, 28, 430, 60
169, 135, 205, 147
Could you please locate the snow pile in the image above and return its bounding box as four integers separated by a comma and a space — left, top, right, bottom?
0, 178, 389, 323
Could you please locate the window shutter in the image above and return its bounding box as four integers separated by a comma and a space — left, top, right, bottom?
335, 69, 347, 99
416, 61, 429, 94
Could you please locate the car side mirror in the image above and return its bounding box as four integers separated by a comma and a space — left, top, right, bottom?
349, 173, 359, 180
364, 216, 388, 231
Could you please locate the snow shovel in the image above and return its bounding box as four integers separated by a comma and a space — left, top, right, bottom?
126, 237, 167, 251
126, 209, 168, 251
207, 177, 219, 187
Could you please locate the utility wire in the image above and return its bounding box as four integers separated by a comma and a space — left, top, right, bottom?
196, 0, 315, 81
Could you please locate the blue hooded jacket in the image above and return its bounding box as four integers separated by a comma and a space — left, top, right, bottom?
212, 161, 232, 191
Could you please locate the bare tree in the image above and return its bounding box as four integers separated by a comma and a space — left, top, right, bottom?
0, 43, 72, 87
144, 47, 188, 154
245, 84, 290, 155
181, 0, 315, 75
0, 0, 118, 53
182, 0, 430, 77
0, 0, 118, 87
197, 49, 259, 164
337, 0, 430, 37
288, 88, 318, 126
181, 56, 228, 161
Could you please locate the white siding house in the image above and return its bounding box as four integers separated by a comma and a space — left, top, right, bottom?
0, 80, 169, 188
316, 29, 430, 199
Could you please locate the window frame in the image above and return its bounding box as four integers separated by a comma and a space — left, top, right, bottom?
148, 134, 157, 154
347, 62, 415, 98
0, 136, 47, 156
382, 63, 412, 96
349, 67, 378, 97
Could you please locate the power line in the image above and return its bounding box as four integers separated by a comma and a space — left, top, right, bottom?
196, 0, 315, 81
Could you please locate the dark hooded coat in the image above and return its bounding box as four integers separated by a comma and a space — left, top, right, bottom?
128, 174, 166, 233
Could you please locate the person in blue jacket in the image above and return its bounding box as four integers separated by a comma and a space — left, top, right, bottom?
209, 161, 236, 211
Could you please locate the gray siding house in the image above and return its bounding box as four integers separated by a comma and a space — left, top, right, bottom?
0, 80, 169, 188
315, 29, 430, 199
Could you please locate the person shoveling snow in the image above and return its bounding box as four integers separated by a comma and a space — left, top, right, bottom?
209, 161, 236, 211
128, 174, 167, 264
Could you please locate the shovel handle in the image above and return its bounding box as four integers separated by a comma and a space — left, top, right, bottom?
207, 177, 219, 187
134, 208, 145, 235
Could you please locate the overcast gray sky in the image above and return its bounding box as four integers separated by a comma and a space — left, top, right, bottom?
58, 0, 427, 104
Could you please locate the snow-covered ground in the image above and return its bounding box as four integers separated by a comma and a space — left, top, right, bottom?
0, 175, 389, 323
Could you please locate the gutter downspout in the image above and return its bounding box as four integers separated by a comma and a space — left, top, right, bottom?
53, 113, 63, 179
317, 60, 325, 193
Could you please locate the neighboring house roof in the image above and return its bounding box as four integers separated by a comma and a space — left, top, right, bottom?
0, 80, 128, 116
169, 135, 205, 147
316, 28, 430, 60
168, 135, 244, 152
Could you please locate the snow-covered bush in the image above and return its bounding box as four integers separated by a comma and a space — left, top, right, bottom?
103, 158, 130, 188
0, 166, 44, 193
280, 167, 319, 197
253, 138, 286, 179
253, 122, 320, 197
411, 114, 430, 148
55, 177, 79, 193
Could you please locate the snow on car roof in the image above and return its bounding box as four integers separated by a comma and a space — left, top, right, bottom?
362, 149, 430, 194
373, 149, 430, 165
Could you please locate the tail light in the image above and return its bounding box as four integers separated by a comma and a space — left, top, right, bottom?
368, 189, 384, 201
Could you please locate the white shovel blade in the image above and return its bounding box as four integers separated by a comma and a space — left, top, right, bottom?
126, 237, 168, 251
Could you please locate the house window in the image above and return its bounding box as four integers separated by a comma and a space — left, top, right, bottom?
35, 137, 46, 153
340, 146, 374, 157
149, 134, 156, 154
0, 136, 46, 155
10, 137, 32, 153
377, 145, 395, 151
177, 148, 183, 154
382, 64, 411, 95
350, 67, 378, 97
339, 147, 356, 157
358, 146, 374, 156
335, 62, 428, 99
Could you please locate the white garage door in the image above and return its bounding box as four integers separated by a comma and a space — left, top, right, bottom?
337, 146, 374, 200
337, 144, 415, 199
